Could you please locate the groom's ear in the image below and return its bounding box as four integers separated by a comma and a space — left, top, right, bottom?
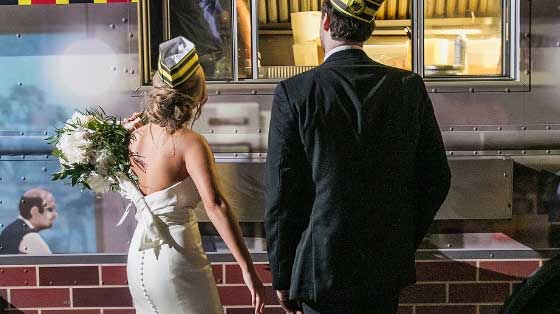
322, 13, 330, 32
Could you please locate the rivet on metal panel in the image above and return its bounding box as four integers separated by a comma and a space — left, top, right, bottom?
21, 177, 26, 181
112, 66, 117, 72
122, 17, 128, 23
504, 173, 508, 177
44, 155, 49, 159
521, 126, 526, 130
524, 70, 530, 75
498, 150, 502, 154
473, 151, 478, 155
251, 90, 257, 95
209, 130, 215, 133
449, 127, 454, 131
447, 243, 452, 248
257, 129, 262, 133
556, 42, 560, 47
109, 24, 116, 29
22, 246, 27, 251
43, 131, 48, 135
73, 280, 78, 284
215, 90, 221, 95
522, 150, 527, 154
23, 269, 28, 273
505, 88, 511, 93
124, 69, 129, 74
523, 33, 529, 38
49, 281, 53, 285
42, 167, 47, 172
508, 203, 512, 208
473, 127, 478, 131
16, 33, 21, 38
468, 88, 475, 93
497, 126, 503, 130
18, 82, 23, 86
129, 33, 135, 39
0, 224, 3, 228
24, 281, 28, 285
546, 126, 551, 130
21, 155, 25, 159
19, 132, 24, 135
234, 153, 239, 157
448, 151, 454, 156
258, 153, 262, 157
490, 253, 495, 258
547, 150, 551, 154
234, 129, 238, 134
431, 88, 437, 93
130, 69, 135, 75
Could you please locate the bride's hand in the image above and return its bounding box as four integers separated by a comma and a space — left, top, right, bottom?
242, 268, 265, 314
123, 111, 145, 131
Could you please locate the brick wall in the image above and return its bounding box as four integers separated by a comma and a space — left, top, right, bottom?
0, 259, 543, 314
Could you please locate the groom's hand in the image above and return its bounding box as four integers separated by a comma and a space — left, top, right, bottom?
275, 290, 302, 314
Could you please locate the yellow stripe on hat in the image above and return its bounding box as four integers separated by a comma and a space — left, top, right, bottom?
18, 0, 32, 5
331, 0, 372, 23
159, 54, 199, 82
56, 0, 69, 4
93, 0, 107, 3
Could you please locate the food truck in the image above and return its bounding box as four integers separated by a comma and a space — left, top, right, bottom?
0, 0, 559, 312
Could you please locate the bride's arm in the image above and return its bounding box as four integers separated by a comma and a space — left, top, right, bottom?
184, 134, 265, 313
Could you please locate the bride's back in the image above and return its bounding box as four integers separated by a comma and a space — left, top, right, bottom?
129, 123, 194, 196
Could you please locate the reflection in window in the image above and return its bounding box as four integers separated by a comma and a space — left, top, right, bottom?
169, 0, 234, 80
258, 0, 412, 79
424, 0, 503, 76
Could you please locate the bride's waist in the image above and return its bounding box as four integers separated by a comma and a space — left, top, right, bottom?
143, 206, 197, 226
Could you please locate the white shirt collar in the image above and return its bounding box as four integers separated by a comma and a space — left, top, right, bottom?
324, 45, 364, 61
18, 215, 36, 229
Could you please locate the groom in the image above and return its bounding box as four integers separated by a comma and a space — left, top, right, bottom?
264, 0, 451, 313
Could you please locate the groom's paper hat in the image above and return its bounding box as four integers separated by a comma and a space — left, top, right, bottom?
330, 0, 384, 22
158, 36, 201, 88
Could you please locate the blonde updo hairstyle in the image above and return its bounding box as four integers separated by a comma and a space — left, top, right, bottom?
147, 66, 208, 134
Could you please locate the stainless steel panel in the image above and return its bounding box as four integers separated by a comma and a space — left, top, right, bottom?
436, 158, 513, 219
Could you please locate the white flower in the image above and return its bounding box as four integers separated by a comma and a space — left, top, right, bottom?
56, 128, 90, 165
86, 173, 114, 193
95, 150, 115, 175
70, 112, 93, 126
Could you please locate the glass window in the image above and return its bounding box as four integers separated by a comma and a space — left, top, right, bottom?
423, 0, 504, 77
257, 0, 412, 80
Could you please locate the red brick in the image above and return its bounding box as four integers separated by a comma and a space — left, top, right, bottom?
226, 307, 285, 314
225, 264, 272, 284
218, 286, 278, 306
10, 288, 70, 308
479, 305, 503, 314
4, 310, 38, 314
42, 310, 100, 314
416, 261, 477, 282
449, 283, 510, 303
416, 305, 476, 314
479, 261, 540, 281
103, 309, 135, 314
101, 266, 127, 285
0, 267, 36, 286
39, 266, 99, 286
399, 284, 446, 304
73, 287, 132, 307
397, 306, 414, 314
212, 264, 224, 284
1, 288, 7, 299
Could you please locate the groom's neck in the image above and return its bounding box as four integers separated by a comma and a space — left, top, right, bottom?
323, 38, 364, 56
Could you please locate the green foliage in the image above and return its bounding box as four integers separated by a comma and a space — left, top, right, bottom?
48, 107, 137, 192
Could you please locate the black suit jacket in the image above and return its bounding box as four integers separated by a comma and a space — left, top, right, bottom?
264, 49, 451, 303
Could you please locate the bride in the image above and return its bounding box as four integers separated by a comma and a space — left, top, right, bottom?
124, 36, 265, 314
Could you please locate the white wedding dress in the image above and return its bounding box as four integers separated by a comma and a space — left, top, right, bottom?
126, 178, 223, 314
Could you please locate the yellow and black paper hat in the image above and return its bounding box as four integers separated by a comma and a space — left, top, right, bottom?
330, 0, 384, 22
158, 36, 201, 88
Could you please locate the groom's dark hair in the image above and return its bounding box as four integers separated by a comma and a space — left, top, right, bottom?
321, 0, 375, 43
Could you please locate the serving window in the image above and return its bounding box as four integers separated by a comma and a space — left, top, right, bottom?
138, 0, 516, 83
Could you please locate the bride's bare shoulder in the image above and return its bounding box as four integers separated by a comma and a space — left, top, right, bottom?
175, 129, 211, 154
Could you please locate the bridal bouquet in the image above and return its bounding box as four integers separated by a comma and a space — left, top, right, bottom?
47, 108, 138, 193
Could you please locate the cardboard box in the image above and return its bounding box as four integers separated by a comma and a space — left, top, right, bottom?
293, 42, 324, 66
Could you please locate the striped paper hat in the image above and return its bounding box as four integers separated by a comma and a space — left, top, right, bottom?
330, 0, 384, 22
158, 36, 201, 88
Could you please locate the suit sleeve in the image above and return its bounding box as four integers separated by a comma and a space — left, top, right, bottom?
409, 75, 451, 249
264, 82, 312, 290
